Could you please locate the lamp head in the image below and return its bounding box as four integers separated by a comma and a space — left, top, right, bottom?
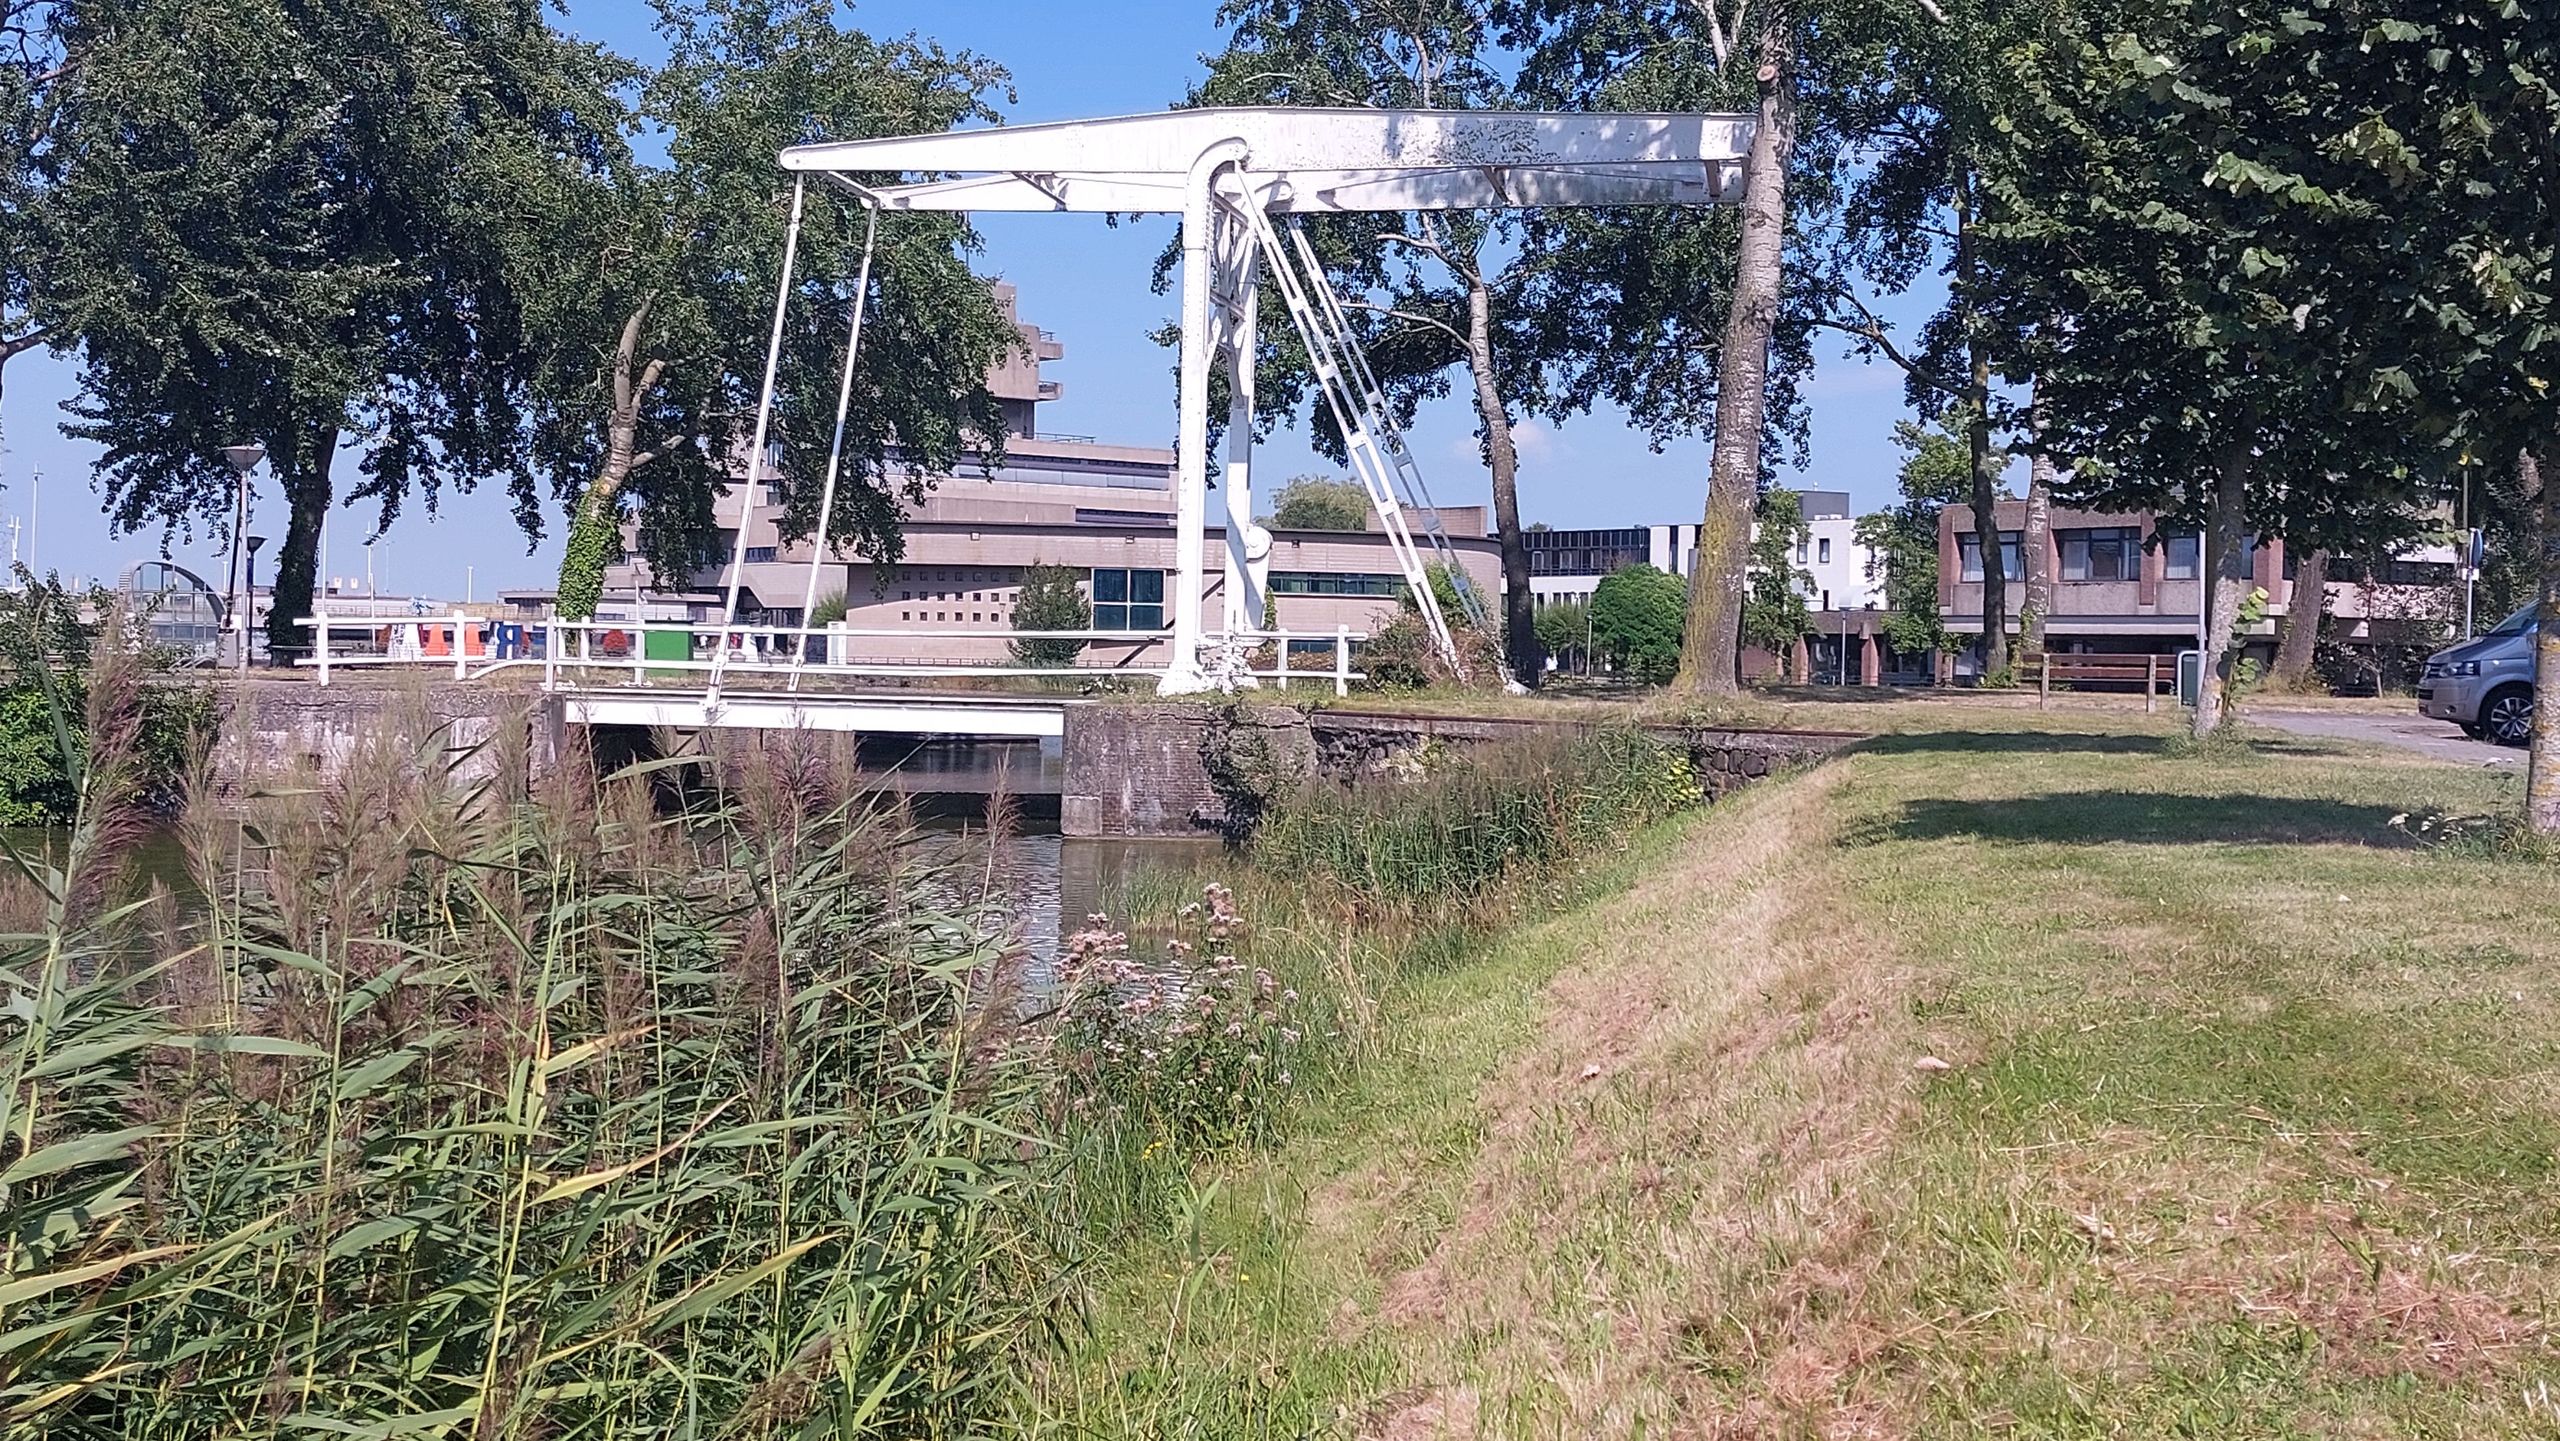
221, 444, 266, 475
246, 535, 268, 556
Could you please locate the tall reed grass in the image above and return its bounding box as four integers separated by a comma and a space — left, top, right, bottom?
1, 663, 1073, 1436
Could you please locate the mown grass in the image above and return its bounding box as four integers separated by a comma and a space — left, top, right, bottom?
1030, 706, 2560, 1436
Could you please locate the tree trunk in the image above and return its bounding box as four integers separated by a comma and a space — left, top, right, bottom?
265, 423, 340, 661
2193, 441, 2252, 739
1957, 175, 2008, 683
555, 298, 662, 620
1463, 271, 1539, 685
2020, 442, 2055, 662
1674, 0, 1794, 695
2271, 546, 2330, 689
2524, 448, 2560, 835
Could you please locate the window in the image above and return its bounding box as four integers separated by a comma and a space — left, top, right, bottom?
1266, 572, 1408, 597
1958, 531, 2023, 582
2060, 527, 2137, 581
2164, 534, 2200, 579
743, 546, 778, 564
1817, 538, 1832, 565
1794, 538, 1810, 564
1092, 568, 1166, 631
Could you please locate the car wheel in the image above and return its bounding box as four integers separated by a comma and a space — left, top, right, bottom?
2483, 686, 2536, 747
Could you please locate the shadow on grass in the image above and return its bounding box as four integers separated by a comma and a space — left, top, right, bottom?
1883, 790, 2417, 848
1852, 730, 2171, 758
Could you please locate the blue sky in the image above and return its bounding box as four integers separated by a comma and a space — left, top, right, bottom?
0, 0, 1939, 600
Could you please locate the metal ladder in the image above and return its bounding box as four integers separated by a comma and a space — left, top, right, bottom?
1233, 195, 1472, 675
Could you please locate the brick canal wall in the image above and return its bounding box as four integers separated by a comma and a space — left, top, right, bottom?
208, 682, 1853, 836
207, 679, 559, 796
1060, 703, 1859, 838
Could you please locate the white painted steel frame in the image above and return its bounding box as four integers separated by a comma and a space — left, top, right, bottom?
757, 107, 1754, 695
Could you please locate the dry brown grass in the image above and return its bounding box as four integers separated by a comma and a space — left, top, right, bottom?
1308, 767, 1941, 1438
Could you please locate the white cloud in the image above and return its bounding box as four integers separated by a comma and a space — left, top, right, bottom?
1510, 418, 1560, 463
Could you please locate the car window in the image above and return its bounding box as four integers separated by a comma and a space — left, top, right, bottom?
2485, 605, 2536, 637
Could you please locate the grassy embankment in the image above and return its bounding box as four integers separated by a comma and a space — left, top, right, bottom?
1034, 704, 2560, 1437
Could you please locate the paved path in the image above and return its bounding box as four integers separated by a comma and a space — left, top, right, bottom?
2251, 708, 2523, 769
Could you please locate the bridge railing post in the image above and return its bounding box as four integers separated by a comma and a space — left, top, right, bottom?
1333, 625, 1351, 698
451, 611, 470, 680
314, 614, 330, 687
1275, 632, 1289, 691
543, 625, 558, 692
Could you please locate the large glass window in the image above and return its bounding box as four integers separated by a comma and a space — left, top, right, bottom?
1958, 531, 2022, 582
2059, 527, 2138, 581
1091, 568, 1166, 631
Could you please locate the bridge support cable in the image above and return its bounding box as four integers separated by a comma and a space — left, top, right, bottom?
788, 202, 881, 693
1282, 222, 1493, 639
1232, 191, 1465, 676
710, 175, 810, 710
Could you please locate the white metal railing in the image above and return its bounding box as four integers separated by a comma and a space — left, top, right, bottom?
297, 614, 1370, 697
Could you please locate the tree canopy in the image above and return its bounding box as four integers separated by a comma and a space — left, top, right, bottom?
1266, 475, 1373, 532
525, 0, 1017, 619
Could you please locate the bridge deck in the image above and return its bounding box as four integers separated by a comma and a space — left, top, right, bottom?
561, 687, 1071, 739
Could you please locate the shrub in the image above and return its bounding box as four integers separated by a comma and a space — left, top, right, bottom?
1255, 729, 1698, 905
1012, 562, 1090, 668
1590, 564, 1687, 683
1054, 884, 1308, 1156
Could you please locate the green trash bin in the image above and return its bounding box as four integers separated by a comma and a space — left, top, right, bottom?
643, 626, 691, 682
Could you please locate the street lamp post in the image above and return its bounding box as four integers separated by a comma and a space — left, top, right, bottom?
244, 536, 267, 668
220, 444, 265, 670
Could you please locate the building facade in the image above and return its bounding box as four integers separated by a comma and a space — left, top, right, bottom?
1938, 500, 2455, 673
599, 284, 1500, 667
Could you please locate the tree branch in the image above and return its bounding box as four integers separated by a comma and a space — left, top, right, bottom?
1340, 298, 1466, 350
1810, 290, 1964, 397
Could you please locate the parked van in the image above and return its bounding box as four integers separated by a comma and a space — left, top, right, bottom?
2417, 606, 2539, 744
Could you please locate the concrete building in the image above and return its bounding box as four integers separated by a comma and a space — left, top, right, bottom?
600, 284, 1500, 667
1939, 499, 2455, 677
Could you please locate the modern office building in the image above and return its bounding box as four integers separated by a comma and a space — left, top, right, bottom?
1522, 491, 1879, 613
599, 284, 1501, 666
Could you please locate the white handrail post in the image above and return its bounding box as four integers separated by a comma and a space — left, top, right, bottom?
314, 613, 330, 687
1334, 624, 1350, 698
451, 611, 469, 680
543, 625, 557, 692
1275, 630, 1289, 691
632, 622, 645, 686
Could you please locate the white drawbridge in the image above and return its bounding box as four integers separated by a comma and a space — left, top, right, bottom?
718, 107, 1753, 698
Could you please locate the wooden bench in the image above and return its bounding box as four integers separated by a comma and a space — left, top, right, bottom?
2038, 653, 2168, 711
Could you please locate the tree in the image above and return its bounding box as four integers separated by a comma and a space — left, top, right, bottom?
1742, 488, 1814, 675
1181, 0, 1545, 684
2269, 547, 2331, 690
1532, 596, 1589, 674
1969, 0, 2450, 738
1266, 474, 1371, 532
1857, 416, 1968, 663
1588, 563, 1686, 684
38, 0, 629, 658
0, 2, 61, 436
1011, 563, 1089, 669
526, 0, 1015, 622
1497, 0, 1929, 695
